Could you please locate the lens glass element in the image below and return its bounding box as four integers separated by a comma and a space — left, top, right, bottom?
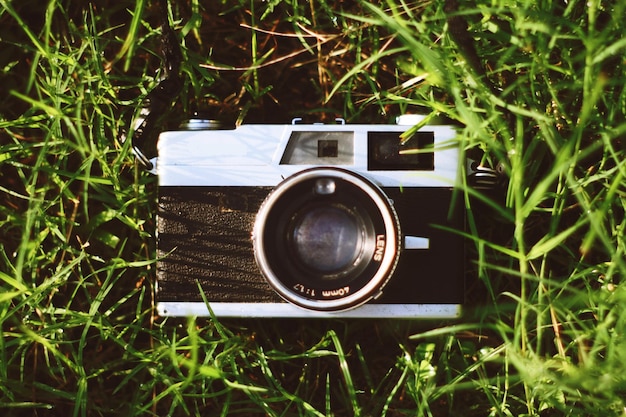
291, 205, 362, 275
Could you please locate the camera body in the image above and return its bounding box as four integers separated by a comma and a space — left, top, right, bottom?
155, 117, 465, 318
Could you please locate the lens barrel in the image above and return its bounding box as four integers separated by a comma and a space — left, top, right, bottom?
253, 168, 401, 312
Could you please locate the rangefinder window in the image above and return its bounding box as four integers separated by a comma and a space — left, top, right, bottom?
318, 140, 338, 157
368, 132, 435, 171
280, 131, 354, 165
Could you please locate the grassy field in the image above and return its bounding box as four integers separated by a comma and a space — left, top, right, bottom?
1, 0, 625, 416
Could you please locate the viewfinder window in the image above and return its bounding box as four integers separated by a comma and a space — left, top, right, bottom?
367, 132, 435, 171
281, 132, 354, 165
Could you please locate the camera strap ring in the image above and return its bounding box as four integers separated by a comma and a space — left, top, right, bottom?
125, 0, 183, 171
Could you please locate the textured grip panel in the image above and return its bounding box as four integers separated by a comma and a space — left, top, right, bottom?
157, 186, 282, 303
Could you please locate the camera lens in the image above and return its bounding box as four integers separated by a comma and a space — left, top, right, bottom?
253, 167, 400, 312
290, 205, 364, 275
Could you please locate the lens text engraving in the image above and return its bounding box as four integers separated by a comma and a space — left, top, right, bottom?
373, 235, 385, 261
293, 283, 315, 297
322, 287, 350, 298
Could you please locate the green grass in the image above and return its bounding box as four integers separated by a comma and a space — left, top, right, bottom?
1, 0, 625, 416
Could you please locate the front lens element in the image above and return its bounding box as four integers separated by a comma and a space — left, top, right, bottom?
291, 205, 362, 274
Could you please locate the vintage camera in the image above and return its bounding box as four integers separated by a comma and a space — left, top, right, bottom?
154, 115, 469, 318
